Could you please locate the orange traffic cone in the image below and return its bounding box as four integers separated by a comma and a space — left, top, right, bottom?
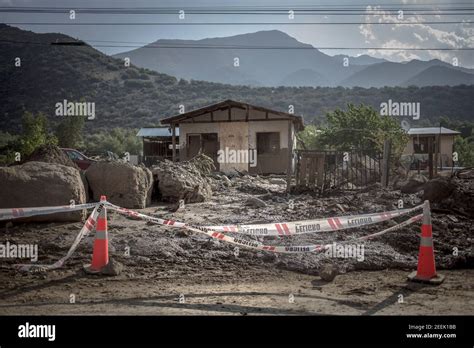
408, 200, 445, 285
84, 195, 109, 274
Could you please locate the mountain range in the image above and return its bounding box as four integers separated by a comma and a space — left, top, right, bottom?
1, 24, 473, 135
114, 30, 474, 88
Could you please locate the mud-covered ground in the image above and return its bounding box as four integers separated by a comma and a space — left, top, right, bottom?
0, 175, 472, 315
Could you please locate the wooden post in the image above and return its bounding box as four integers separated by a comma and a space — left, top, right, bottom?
428, 136, 434, 179
381, 139, 391, 187
286, 119, 293, 192
171, 124, 176, 162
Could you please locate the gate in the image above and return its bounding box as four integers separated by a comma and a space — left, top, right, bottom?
295, 149, 382, 191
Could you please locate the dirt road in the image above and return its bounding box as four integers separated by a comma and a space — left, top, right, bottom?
0, 267, 472, 315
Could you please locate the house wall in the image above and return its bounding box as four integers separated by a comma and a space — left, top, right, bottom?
402, 135, 456, 167
177, 107, 294, 174
218, 122, 249, 172
440, 136, 455, 167
248, 120, 290, 174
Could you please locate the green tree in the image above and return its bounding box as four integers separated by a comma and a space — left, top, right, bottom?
316, 104, 409, 156
454, 136, 474, 167
297, 125, 321, 150
84, 128, 141, 156
19, 111, 57, 156
56, 116, 85, 148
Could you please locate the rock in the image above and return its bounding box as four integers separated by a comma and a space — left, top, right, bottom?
423, 177, 456, 203
319, 264, 338, 281
151, 156, 212, 203
245, 197, 267, 208
237, 183, 269, 195
85, 161, 153, 208
0, 161, 86, 221
269, 178, 287, 185
85, 258, 123, 276
399, 179, 426, 194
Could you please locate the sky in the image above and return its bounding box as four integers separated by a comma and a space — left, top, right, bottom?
1, 0, 473, 68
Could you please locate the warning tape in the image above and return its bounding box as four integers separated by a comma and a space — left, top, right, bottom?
0, 202, 98, 221
202, 205, 423, 236
4, 199, 425, 272
105, 203, 423, 254
15, 203, 103, 272
104, 202, 187, 228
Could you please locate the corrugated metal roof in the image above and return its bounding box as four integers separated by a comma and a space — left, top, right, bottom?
408, 127, 460, 135
136, 127, 179, 137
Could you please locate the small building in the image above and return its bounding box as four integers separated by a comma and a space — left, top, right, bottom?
160, 100, 304, 174
136, 127, 180, 166
403, 127, 460, 168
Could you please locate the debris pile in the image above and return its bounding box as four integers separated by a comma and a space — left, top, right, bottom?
434, 168, 474, 218
151, 153, 214, 203
22, 144, 78, 169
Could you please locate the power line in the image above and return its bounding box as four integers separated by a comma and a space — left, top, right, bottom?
1, 4, 473, 10
1, 8, 473, 13
3, 21, 471, 25
1, 11, 474, 16
1, 39, 472, 51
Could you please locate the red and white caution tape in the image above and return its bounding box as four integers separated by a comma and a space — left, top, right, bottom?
0, 202, 98, 221
356, 213, 423, 241
8, 199, 425, 273
15, 203, 103, 272
202, 205, 423, 236
104, 202, 187, 227
106, 202, 423, 254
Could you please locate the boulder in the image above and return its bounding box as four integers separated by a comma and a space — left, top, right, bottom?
423, 177, 456, 203
0, 161, 86, 222
151, 159, 212, 203
85, 161, 153, 208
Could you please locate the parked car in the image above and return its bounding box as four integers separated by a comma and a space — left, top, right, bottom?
61, 148, 96, 170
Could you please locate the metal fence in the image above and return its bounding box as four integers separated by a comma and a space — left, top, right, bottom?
295, 149, 383, 191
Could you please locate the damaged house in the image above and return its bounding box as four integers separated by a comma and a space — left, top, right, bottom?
160, 100, 304, 174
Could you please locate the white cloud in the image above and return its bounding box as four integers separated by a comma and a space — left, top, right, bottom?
359, 6, 474, 68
